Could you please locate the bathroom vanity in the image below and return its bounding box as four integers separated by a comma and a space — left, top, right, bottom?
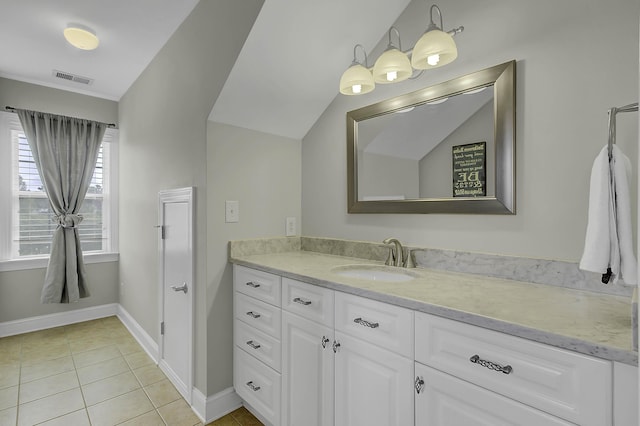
230, 246, 637, 426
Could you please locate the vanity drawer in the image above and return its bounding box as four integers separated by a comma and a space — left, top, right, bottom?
234, 346, 281, 426
235, 292, 282, 339
335, 292, 413, 358
234, 265, 281, 307
415, 312, 612, 426
282, 278, 334, 326
235, 318, 281, 372
415, 363, 574, 426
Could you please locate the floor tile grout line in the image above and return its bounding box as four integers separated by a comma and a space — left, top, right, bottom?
67, 326, 93, 426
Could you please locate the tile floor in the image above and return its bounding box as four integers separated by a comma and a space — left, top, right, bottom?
0, 316, 262, 426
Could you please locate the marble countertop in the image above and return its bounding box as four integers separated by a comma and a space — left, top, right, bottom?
230, 251, 637, 365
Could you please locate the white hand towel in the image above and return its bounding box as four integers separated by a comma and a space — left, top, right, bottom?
580, 146, 612, 275
579, 145, 637, 285
611, 145, 637, 285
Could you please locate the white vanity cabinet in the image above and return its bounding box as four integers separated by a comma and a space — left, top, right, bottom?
281, 278, 335, 426
233, 266, 282, 426
233, 264, 632, 426
333, 292, 414, 426
415, 311, 612, 426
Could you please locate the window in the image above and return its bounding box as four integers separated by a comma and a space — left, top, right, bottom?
0, 111, 118, 270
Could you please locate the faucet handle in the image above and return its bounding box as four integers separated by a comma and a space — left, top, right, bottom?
404, 248, 416, 268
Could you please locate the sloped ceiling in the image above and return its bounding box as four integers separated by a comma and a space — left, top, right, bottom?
0, 0, 412, 140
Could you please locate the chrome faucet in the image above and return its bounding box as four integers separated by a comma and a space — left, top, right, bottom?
383, 238, 405, 267
382, 238, 416, 268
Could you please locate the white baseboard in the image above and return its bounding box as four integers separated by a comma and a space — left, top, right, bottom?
192, 387, 241, 424
0, 303, 118, 337
116, 304, 159, 362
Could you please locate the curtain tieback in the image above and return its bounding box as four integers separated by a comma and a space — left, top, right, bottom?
54, 214, 84, 229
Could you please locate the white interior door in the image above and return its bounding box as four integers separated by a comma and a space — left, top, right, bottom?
158, 187, 194, 403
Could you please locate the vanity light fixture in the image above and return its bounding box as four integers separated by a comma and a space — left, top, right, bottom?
339, 3, 463, 96
339, 44, 375, 95
411, 5, 460, 70
63, 24, 99, 50
372, 27, 412, 84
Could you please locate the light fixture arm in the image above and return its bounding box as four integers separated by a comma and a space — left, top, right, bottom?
429, 4, 444, 31
352, 44, 369, 67
386, 26, 403, 51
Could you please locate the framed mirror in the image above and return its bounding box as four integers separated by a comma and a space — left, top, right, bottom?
347, 60, 516, 214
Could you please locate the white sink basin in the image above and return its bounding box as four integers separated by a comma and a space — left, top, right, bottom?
331, 264, 418, 282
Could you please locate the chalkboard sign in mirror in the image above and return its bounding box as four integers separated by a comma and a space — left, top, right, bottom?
347, 60, 516, 214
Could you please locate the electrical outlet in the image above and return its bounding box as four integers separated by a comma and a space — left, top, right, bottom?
225, 200, 239, 223
286, 217, 296, 236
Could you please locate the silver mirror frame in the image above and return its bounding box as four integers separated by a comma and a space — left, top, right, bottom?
347, 60, 516, 214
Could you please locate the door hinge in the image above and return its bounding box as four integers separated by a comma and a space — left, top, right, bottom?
160, 321, 165, 335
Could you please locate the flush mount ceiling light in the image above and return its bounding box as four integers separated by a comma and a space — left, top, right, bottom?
339, 3, 463, 96
63, 24, 99, 50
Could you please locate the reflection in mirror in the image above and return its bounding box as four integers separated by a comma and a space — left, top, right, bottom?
347, 60, 516, 214
358, 86, 494, 200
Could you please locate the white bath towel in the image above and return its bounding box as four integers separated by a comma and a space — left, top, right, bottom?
579, 145, 637, 285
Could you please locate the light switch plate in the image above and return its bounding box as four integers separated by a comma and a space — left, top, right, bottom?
225, 200, 239, 223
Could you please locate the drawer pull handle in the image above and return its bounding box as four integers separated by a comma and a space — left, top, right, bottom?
293, 297, 312, 306
415, 376, 425, 394
246, 340, 261, 350
469, 354, 513, 375
354, 317, 379, 328
246, 281, 260, 288
333, 341, 341, 353
246, 311, 261, 319
321, 336, 330, 349
246, 381, 261, 392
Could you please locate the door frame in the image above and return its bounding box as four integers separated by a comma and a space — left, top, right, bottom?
157, 186, 194, 403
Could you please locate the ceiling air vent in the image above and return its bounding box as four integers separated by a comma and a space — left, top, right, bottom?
52, 69, 94, 85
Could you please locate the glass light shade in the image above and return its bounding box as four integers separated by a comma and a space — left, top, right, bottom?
372, 48, 412, 84
410, 29, 457, 70
63, 27, 99, 50
339, 63, 375, 95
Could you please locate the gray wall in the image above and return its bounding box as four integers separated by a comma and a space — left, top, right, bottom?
302, 0, 639, 262
206, 122, 301, 394
117, 0, 263, 396
0, 263, 119, 322
0, 77, 119, 322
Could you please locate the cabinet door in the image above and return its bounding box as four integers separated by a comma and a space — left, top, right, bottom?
281, 311, 334, 426
334, 331, 413, 426
415, 363, 574, 426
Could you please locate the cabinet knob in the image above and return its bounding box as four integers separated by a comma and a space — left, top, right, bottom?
415, 376, 425, 394
332, 341, 341, 353
245, 311, 261, 319
469, 354, 513, 375
321, 336, 330, 349
245, 281, 261, 288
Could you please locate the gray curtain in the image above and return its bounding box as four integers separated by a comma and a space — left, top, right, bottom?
17, 109, 107, 303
